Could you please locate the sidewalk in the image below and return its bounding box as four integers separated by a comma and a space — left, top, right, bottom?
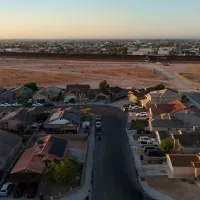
126, 114, 173, 200
61, 123, 95, 200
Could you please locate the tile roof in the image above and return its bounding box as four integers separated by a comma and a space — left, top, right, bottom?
151, 100, 186, 115
110, 86, 124, 94
167, 154, 200, 167
66, 84, 90, 96
149, 89, 180, 98
11, 135, 68, 175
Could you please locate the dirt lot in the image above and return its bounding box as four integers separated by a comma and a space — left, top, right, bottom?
0, 58, 199, 89
146, 176, 200, 200
0, 58, 166, 88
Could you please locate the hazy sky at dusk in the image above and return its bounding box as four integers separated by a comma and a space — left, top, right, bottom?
0, 0, 200, 39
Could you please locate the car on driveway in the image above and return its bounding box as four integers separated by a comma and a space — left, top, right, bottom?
13, 183, 26, 198
136, 112, 147, 117
26, 183, 38, 198
0, 182, 13, 197
146, 149, 165, 157
32, 103, 43, 107
95, 121, 102, 130
129, 105, 142, 111
138, 136, 152, 143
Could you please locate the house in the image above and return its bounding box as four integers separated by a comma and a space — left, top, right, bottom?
166, 154, 200, 178
141, 89, 181, 107
155, 130, 172, 144
149, 100, 187, 119
0, 86, 32, 103
43, 109, 82, 133
129, 87, 155, 101
10, 135, 68, 182
150, 117, 194, 132
65, 84, 90, 103
0, 108, 28, 131
33, 86, 62, 102
109, 86, 126, 101
0, 130, 22, 172
172, 134, 200, 153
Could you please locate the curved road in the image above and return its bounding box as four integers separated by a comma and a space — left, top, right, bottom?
90, 106, 153, 200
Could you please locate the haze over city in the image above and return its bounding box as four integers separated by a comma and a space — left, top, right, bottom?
0, 0, 200, 39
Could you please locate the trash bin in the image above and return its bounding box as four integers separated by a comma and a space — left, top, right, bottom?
140, 155, 143, 160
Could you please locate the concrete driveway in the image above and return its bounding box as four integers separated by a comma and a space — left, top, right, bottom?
142, 164, 170, 177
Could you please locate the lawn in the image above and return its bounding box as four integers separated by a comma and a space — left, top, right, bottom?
130, 119, 148, 129
83, 114, 93, 122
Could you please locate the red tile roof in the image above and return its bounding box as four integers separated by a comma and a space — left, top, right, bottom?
151, 100, 186, 115
11, 135, 68, 175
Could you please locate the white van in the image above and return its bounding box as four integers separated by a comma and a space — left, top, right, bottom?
138, 136, 151, 143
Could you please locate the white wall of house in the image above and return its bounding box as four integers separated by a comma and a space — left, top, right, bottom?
173, 167, 194, 177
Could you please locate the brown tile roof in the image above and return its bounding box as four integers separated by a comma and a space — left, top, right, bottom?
167, 154, 200, 167
151, 100, 186, 115
173, 134, 200, 147
11, 147, 45, 174
11, 135, 68, 175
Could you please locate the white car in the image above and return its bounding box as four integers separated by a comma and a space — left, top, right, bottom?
136, 112, 147, 117
138, 136, 152, 143
1, 103, 11, 107
96, 115, 101, 121
0, 182, 13, 197
95, 121, 102, 130
32, 103, 43, 107
12, 103, 22, 107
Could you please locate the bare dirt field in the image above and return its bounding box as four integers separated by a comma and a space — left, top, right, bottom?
0, 58, 199, 89
146, 176, 200, 200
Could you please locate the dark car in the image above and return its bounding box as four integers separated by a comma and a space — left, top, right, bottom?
13, 183, 26, 198
26, 183, 38, 198
44, 103, 55, 107
146, 149, 165, 157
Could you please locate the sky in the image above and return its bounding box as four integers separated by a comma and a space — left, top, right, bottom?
0, 0, 200, 39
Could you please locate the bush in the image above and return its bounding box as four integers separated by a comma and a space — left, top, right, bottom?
160, 138, 173, 153
154, 84, 165, 90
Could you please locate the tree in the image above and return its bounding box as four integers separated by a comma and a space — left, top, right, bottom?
44, 157, 81, 183
154, 84, 165, 90
24, 82, 38, 91
15, 91, 25, 103
99, 80, 110, 91
160, 138, 174, 153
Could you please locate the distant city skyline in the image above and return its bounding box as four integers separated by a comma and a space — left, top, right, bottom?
0, 0, 200, 39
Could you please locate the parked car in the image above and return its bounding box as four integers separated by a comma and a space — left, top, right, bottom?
143, 146, 158, 153
12, 103, 22, 107
96, 115, 101, 121
26, 183, 38, 198
44, 103, 54, 107
129, 105, 142, 110
121, 104, 129, 111
138, 136, 152, 143
146, 149, 165, 157
13, 183, 26, 198
136, 112, 147, 117
122, 107, 128, 112
95, 121, 102, 130
140, 141, 155, 146
32, 103, 43, 107
0, 182, 13, 197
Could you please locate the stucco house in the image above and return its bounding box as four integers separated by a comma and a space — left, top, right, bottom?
172, 134, 200, 153
43, 109, 82, 134
33, 86, 62, 102
0, 108, 28, 131
166, 154, 200, 178
141, 89, 181, 107
0, 129, 22, 172
155, 130, 172, 144
150, 117, 194, 132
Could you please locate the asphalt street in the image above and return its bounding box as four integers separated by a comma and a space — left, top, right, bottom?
90, 106, 153, 200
